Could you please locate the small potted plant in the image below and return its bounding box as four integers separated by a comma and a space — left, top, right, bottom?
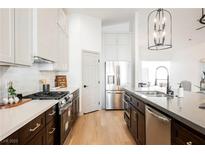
8, 81, 17, 104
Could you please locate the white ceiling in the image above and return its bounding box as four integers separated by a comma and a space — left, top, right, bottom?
67, 8, 138, 25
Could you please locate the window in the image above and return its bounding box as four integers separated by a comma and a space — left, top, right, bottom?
141, 61, 170, 86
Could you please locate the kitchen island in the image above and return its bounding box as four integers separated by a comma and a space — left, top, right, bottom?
123, 86, 205, 145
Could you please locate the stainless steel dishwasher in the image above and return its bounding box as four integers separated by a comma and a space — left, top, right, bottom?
145, 105, 171, 145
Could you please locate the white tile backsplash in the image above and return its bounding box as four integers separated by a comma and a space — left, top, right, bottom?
0, 64, 56, 100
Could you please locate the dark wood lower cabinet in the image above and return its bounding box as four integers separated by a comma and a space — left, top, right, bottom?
171, 120, 205, 145
27, 128, 46, 145
130, 104, 145, 145
72, 96, 79, 124
0, 105, 57, 145
46, 118, 57, 145
130, 105, 138, 141
19, 113, 45, 144
137, 111, 145, 145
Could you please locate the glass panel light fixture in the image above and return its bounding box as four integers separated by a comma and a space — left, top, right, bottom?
148, 8, 172, 50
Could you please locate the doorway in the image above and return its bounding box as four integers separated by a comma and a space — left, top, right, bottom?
82, 50, 100, 114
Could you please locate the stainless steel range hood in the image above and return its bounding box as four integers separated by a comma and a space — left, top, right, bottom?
33, 56, 55, 64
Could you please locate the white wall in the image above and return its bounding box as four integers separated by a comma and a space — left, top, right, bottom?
0, 65, 56, 100
134, 12, 140, 87
136, 8, 205, 91
103, 22, 130, 33
171, 42, 205, 91
68, 14, 102, 113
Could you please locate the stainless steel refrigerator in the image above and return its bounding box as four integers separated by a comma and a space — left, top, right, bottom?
105, 61, 131, 109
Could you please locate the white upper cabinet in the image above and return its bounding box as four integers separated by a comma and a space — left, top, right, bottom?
0, 8, 69, 69
57, 9, 68, 36
14, 9, 33, 66
103, 33, 131, 61
33, 9, 59, 62
54, 9, 69, 71
0, 9, 14, 64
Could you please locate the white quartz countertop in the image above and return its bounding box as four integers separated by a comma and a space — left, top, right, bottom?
0, 99, 58, 141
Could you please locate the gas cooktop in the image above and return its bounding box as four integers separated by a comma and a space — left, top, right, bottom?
24, 91, 69, 100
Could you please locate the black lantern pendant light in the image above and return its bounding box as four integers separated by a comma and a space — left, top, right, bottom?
148, 8, 172, 50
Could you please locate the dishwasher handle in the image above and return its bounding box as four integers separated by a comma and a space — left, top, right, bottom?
146, 106, 171, 122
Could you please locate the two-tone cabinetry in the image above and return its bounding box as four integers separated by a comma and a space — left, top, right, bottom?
0, 104, 58, 145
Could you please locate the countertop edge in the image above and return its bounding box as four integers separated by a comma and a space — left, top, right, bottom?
123, 88, 205, 136
0, 101, 59, 141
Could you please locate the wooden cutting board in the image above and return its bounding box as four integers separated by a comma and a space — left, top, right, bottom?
55, 75, 67, 88
0, 99, 32, 109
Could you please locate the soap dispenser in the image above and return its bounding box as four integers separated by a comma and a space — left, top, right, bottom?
178, 83, 184, 98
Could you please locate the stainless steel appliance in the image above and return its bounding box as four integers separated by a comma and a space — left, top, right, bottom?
105, 61, 131, 109
145, 105, 171, 144
24, 91, 73, 144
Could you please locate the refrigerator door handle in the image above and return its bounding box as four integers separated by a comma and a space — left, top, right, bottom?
118, 65, 121, 85
116, 65, 120, 86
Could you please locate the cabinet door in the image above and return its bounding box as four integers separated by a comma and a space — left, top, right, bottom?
35, 9, 58, 61
26, 129, 45, 145
72, 98, 76, 123
76, 96, 79, 117
0, 9, 14, 63
172, 120, 205, 145
14, 9, 32, 66
117, 34, 131, 61
54, 27, 69, 71
137, 111, 145, 144
130, 105, 138, 141
46, 119, 57, 145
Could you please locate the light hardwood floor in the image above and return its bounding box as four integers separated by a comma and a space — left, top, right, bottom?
64, 110, 135, 145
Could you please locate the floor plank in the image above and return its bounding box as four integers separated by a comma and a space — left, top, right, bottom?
64, 110, 135, 145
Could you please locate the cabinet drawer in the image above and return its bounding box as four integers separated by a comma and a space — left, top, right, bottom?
124, 93, 131, 102
172, 121, 205, 145
19, 113, 45, 144
131, 97, 145, 114
46, 119, 57, 145
46, 105, 57, 124
26, 128, 45, 145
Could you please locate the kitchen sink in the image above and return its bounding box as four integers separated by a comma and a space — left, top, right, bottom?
136, 91, 168, 97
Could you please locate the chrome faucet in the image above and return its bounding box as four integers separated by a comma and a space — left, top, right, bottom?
155, 66, 173, 95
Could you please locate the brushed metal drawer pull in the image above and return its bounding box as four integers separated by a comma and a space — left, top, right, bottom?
29, 123, 41, 132
49, 128, 56, 134
49, 111, 56, 116
186, 141, 192, 145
